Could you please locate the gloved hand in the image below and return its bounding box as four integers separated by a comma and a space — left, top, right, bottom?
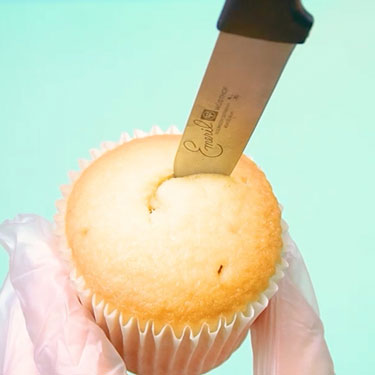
251, 227, 335, 375
0, 214, 334, 375
0, 214, 127, 375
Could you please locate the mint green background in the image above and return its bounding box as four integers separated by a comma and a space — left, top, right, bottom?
0, 0, 374, 374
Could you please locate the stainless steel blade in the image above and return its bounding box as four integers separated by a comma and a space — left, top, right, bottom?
174, 32, 294, 177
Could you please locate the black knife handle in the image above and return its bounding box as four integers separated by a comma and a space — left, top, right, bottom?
217, 0, 313, 43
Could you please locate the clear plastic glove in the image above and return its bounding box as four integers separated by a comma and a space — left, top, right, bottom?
0, 215, 334, 375
0, 214, 127, 375
251, 228, 335, 375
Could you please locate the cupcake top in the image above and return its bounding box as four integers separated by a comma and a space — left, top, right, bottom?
65, 134, 282, 335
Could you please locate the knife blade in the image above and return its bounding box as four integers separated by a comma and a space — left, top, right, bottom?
174, 0, 313, 177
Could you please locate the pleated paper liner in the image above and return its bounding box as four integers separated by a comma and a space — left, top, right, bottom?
54, 126, 289, 375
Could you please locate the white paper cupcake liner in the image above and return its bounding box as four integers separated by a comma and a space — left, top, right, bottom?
54, 125, 290, 375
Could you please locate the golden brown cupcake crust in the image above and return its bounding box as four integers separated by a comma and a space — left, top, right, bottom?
65, 134, 282, 334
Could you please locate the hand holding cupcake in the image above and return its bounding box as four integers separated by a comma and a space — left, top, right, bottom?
0, 127, 334, 375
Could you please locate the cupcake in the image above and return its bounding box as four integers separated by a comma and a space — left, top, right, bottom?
55, 126, 287, 375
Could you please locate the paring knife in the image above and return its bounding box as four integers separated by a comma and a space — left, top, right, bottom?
174, 0, 313, 177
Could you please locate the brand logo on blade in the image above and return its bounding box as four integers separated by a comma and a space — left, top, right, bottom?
183, 117, 223, 158
201, 109, 218, 121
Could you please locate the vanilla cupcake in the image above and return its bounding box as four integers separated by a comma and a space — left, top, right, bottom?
55, 127, 287, 375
